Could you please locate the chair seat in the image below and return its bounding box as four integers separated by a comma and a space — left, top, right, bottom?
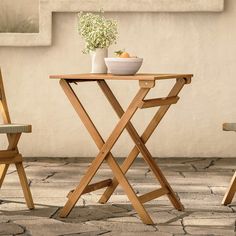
223, 123, 236, 131
0, 124, 31, 134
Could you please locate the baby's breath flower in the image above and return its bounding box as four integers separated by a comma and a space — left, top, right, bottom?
78, 12, 118, 54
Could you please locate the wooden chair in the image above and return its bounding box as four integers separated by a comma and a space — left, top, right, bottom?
222, 123, 236, 205
0, 69, 34, 209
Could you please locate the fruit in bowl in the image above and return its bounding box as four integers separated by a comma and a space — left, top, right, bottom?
105, 50, 143, 75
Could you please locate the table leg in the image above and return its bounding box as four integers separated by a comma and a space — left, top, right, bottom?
222, 171, 236, 205
59, 79, 154, 224
0, 164, 9, 188
98, 78, 187, 209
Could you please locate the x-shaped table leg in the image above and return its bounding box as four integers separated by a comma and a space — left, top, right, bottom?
59, 79, 154, 224
222, 171, 236, 205
97, 79, 186, 210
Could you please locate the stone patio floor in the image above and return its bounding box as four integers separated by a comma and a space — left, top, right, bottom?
0, 157, 235, 236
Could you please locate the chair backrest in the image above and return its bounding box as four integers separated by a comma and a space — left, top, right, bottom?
0, 69, 11, 124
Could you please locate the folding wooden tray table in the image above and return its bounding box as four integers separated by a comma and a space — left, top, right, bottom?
50, 73, 193, 224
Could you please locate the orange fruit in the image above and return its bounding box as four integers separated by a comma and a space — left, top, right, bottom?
119, 52, 130, 58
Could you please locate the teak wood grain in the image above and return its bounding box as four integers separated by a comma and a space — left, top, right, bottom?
222, 171, 236, 205
222, 123, 236, 205
0, 69, 34, 209
51, 73, 193, 224
50, 73, 193, 81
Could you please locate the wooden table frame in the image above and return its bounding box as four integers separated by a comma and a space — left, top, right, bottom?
222, 171, 236, 205
222, 123, 236, 205
50, 73, 193, 224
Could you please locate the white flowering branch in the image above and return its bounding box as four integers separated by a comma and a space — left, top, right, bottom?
78, 12, 118, 54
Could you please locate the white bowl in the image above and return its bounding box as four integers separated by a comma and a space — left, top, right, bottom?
105, 58, 143, 75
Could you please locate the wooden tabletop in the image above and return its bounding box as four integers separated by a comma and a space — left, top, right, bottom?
49, 73, 193, 81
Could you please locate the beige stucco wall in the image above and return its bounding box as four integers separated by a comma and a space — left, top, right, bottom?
0, 0, 39, 19
0, 0, 235, 158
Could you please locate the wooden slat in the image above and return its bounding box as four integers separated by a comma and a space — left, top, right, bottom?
223, 123, 236, 131
139, 188, 169, 203
67, 179, 112, 197
139, 96, 179, 109
0, 150, 18, 158
0, 155, 22, 164
50, 73, 193, 81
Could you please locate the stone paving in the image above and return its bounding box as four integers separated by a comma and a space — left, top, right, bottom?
0, 157, 235, 236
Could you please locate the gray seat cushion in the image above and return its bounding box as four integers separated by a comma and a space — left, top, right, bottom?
223, 123, 236, 132
0, 124, 31, 133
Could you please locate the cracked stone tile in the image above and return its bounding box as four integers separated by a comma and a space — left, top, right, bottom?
24, 172, 56, 183
103, 232, 172, 236
16, 232, 33, 236
176, 172, 233, 186
151, 158, 190, 165
156, 225, 185, 234
178, 193, 224, 206
0, 203, 59, 221
185, 226, 235, 236
183, 212, 236, 234
182, 158, 219, 171
210, 186, 227, 195
0, 218, 8, 223
0, 157, 236, 235
0, 189, 25, 198
33, 197, 85, 207
86, 220, 156, 232
0, 202, 34, 212
0, 222, 25, 235
101, 194, 130, 204
29, 182, 75, 198
149, 211, 183, 225
24, 161, 70, 168
229, 203, 236, 212
60, 230, 110, 236
94, 204, 130, 214
158, 164, 195, 172
172, 185, 211, 194
107, 216, 142, 223
183, 205, 234, 213
14, 218, 101, 236
0, 197, 81, 208
126, 168, 181, 179
25, 157, 76, 163
53, 205, 130, 223
210, 158, 236, 170
0, 182, 22, 190
111, 204, 134, 212
0, 173, 23, 184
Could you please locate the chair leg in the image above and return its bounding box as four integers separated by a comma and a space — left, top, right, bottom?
0, 164, 9, 188
15, 161, 34, 209
222, 171, 236, 205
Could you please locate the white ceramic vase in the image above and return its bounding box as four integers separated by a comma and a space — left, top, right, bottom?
90, 48, 108, 74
